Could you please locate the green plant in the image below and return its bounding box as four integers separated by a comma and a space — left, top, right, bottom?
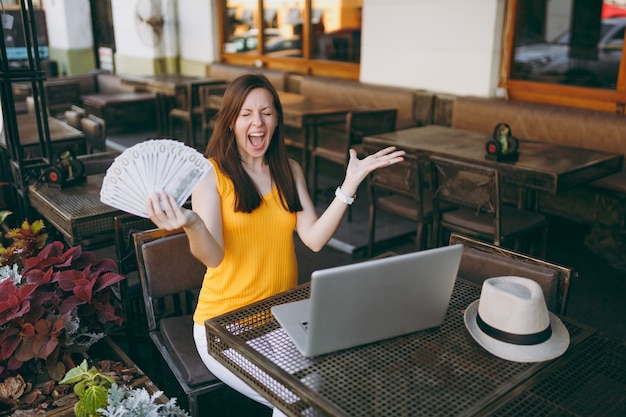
60, 360, 190, 417
59, 359, 114, 417
100, 383, 190, 417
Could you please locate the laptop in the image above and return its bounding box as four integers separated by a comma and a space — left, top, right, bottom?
271, 244, 463, 357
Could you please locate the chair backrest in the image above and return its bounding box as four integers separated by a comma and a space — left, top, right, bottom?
80, 114, 106, 152
114, 213, 157, 275
346, 108, 397, 152
77, 151, 118, 176
45, 81, 81, 115
64, 105, 86, 130
134, 228, 207, 331
430, 155, 499, 214
182, 80, 224, 114
366, 148, 426, 206
450, 233, 574, 315
198, 84, 225, 131
430, 155, 502, 239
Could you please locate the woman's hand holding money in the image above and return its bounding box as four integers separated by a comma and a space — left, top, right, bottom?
147, 190, 199, 231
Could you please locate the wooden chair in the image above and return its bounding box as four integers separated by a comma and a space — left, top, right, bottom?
76, 151, 117, 175
430, 155, 549, 257
45, 81, 82, 116
169, 81, 220, 148
80, 114, 106, 153
310, 108, 397, 216
450, 233, 574, 315
63, 105, 85, 130
198, 84, 226, 146
134, 228, 222, 416
366, 149, 433, 257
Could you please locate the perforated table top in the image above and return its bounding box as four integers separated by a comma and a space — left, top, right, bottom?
206, 279, 602, 417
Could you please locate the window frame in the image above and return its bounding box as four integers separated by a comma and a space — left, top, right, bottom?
503, 0, 626, 113
217, 0, 360, 80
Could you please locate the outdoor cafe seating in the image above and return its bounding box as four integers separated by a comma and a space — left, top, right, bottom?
366, 150, 433, 257
430, 155, 550, 257
203, 232, 625, 416
169, 80, 226, 148
310, 108, 398, 216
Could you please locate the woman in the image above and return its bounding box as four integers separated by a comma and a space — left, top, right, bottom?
147, 74, 404, 416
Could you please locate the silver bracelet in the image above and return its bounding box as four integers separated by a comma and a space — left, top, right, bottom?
335, 186, 356, 205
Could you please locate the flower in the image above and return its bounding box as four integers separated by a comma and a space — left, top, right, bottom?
0, 217, 126, 383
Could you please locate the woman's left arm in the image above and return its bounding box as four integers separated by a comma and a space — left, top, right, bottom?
294, 146, 405, 252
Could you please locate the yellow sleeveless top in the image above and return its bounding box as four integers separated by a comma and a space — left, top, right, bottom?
193, 159, 298, 324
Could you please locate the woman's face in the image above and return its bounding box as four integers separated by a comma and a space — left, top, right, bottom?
233, 87, 277, 160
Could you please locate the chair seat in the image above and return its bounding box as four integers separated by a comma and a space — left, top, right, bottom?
376, 193, 434, 221
159, 315, 218, 386
312, 146, 345, 164
169, 108, 194, 122
441, 205, 547, 237
170, 106, 204, 120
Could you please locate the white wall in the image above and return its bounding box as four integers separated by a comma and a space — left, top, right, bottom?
43, 0, 93, 49
112, 0, 178, 60
177, 0, 219, 63
360, 0, 506, 97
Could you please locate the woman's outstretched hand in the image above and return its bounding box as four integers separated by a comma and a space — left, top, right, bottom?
146, 191, 199, 231
343, 146, 405, 189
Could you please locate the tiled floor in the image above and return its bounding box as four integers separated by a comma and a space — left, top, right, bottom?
102, 127, 626, 415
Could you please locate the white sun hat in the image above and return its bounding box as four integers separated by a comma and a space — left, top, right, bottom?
464, 276, 570, 362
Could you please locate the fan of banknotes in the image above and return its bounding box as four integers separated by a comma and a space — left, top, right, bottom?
100, 139, 212, 218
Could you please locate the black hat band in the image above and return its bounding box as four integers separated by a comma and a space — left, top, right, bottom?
476, 313, 552, 346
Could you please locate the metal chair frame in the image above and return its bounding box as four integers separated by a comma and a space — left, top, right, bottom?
112, 213, 157, 357
366, 150, 432, 257
311, 108, 397, 219
450, 233, 574, 315
134, 227, 223, 416
169, 81, 222, 148
430, 155, 549, 257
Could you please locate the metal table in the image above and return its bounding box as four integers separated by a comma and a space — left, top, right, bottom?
363, 125, 624, 195
0, 113, 86, 157
205, 279, 604, 416
28, 173, 121, 248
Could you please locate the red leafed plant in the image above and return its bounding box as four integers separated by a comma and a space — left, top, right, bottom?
0, 215, 125, 384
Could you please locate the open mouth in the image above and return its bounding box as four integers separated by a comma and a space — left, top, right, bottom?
248, 132, 265, 150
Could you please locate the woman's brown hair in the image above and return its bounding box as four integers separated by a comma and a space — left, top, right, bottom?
204, 73, 302, 213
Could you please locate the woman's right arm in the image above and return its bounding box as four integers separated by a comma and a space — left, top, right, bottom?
147, 168, 225, 268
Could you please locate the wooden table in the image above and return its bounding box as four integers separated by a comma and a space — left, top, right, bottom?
28, 173, 122, 248
205, 279, 625, 416
120, 74, 226, 135
121, 74, 224, 96
209, 90, 359, 177
363, 125, 624, 195
0, 113, 86, 157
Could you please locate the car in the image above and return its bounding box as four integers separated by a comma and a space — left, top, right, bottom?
513, 17, 625, 89
263, 36, 302, 57
223, 28, 281, 53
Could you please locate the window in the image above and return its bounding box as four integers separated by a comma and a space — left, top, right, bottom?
505, 0, 626, 112
221, 0, 362, 78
